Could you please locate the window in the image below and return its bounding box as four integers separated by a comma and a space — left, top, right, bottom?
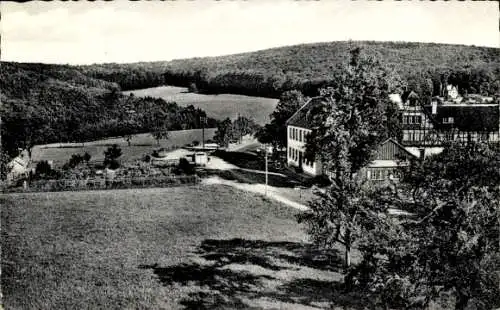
369, 169, 386, 181
403, 115, 422, 124
299, 130, 303, 142
442, 117, 454, 124
289, 128, 292, 139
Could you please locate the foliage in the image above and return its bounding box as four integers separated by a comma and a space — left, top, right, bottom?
350, 142, 500, 310
213, 118, 234, 148
257, 90, 305, 150
78, 41, 499, 98
68, 154, 84, 168
33, 160, 60, 180
175, 158, 195, 175
83, 152, 91, 163
0, 62, 217, 158
232, 115, 259, 142
151, 126, 170, 146
104, 144, 122, 168
0, 151, 10, 180
298, 48, 398, 292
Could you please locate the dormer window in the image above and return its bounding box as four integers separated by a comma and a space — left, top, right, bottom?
442, 117, 454, 124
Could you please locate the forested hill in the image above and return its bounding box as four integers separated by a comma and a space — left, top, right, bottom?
0, 61, 216, 158
79, 41, 500, 97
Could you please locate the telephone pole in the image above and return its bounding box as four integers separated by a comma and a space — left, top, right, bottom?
201, 116, 206, 149
265, 143, 268, 196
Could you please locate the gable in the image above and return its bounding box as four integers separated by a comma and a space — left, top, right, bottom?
374, 139, 417, 161
286, 97, 324, 129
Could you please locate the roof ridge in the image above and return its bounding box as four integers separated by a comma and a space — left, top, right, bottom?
285, 96, 319, 126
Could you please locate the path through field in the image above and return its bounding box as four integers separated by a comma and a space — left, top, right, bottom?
202, 176, 309, 211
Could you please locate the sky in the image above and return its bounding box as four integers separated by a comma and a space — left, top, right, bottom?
1, 0, 498, 65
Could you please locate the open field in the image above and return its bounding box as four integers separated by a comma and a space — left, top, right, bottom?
31, 128, 216, 166
124, 86, 278, 125
1, 185, 365, 310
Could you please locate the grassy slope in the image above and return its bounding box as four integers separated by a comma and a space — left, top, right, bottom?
1, 185, 365, 309
124, 86, 278, 125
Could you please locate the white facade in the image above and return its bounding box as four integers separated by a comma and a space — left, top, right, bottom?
287, 125, 322, 176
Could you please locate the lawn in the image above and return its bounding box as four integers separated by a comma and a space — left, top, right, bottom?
124, 86, 278, 125
31, 128, 216, 166
1, 185, 366, 310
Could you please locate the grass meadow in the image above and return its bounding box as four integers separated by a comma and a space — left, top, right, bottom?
31, 128, 217, 166
1, 185, 366, 310
124, 86, 278, 125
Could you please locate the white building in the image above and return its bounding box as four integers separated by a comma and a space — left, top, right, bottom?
285, 97, 416, 181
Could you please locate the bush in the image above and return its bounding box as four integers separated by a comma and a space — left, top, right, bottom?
104, 144, 122, 168
68, 154, 84, 168
175, 158, 195, 175
83, 152, 91, 163
35, 160, 52, 176
192, 140, 200, 146
107, 160, 120, 170
143, 154, 151, 163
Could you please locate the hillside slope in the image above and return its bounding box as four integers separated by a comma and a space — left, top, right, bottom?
0, 62, 216, 158
79, 41, 500, 97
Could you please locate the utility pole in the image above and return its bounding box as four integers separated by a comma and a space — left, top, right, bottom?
201, 116, 206, 149
265, 143, 268, 197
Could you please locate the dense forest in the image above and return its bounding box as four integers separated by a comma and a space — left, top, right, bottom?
78, 41, 500, 98
1, 62, 217, 158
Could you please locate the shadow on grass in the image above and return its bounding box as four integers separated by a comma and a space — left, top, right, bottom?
198, 238, 342, 272
139, 238, 367, 309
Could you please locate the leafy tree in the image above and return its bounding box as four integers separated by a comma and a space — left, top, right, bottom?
232, 116, 259, 143
34, 160, 54, 179
151, 119, 170, 146
298, 48, 393, 285
68, 154, 84, 168
351, 142, 500, 309
104, 144, 122, 168
257, 90, 305, 151
83, 152, 91, 163
0, 151, 11, 181
214, 118, 234, 148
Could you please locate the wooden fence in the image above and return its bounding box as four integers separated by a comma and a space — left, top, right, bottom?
3, 174, 201, 193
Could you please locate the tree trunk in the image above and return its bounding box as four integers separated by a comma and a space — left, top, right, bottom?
345, 243, 351, 268
344, 229, 353, 292
454, 292, 469, 310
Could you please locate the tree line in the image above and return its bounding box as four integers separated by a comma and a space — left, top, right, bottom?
77, 41, 499, 99
0, 62, 217, 160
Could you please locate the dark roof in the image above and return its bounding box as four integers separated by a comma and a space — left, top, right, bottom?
286, 97, 325, 129
374, 138, 418, 160
422, 104, 499, 132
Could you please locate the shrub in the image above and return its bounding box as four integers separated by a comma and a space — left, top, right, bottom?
175, 158, 195, 175
35, 160, 52, 176
83, 152, 91, 163
68, 154, 84, 168
192, 140, 200, 146
104, 144, 122, 168
143, 154, 151, 163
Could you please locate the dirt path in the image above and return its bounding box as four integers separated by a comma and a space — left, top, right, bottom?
201, 176, 309, 211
